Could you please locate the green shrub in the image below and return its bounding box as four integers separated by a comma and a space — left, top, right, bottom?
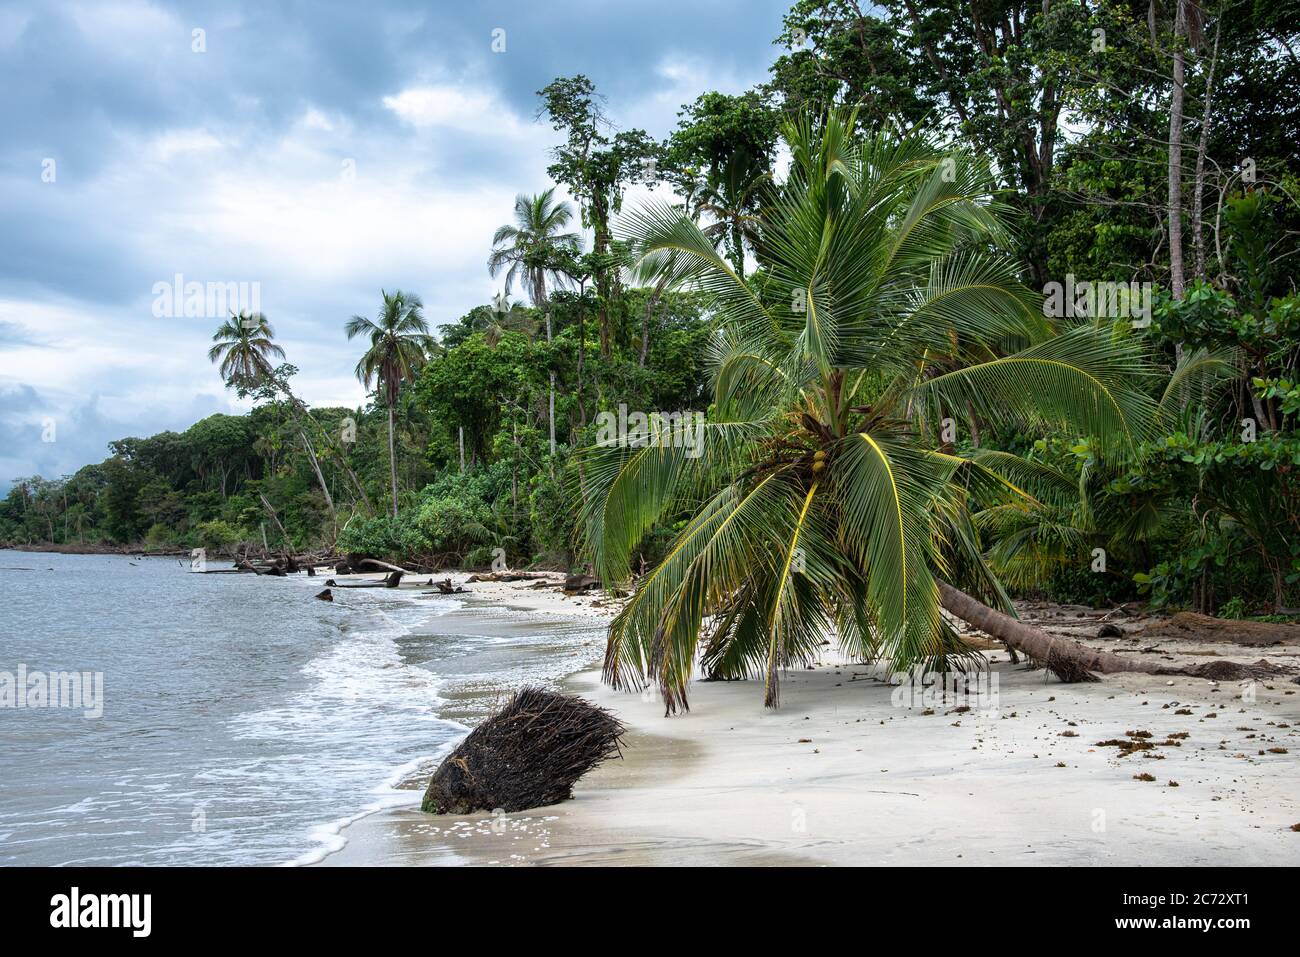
1218, 596, 1247, 620
193, 519, 242, 549
144, 522, 176, 547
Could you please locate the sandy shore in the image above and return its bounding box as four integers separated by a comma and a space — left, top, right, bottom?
321, 567, 618, 621
315, 574, 1300, 866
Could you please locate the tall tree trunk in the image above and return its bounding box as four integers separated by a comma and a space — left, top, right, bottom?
1168, 4, 1188, 302
299, 430, 335, 515
576, 280, 588, 428
547, 306, 556, 461
935, 579, 1278, 682
387, 403, 398, 518
285, 390, 372, 513
593, 195, 612, 360
639, 276, 668, 368
1192, 18, 1222, 281
258, 493, 290, 545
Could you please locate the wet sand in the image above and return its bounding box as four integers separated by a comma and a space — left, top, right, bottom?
320, 582, 1300, 866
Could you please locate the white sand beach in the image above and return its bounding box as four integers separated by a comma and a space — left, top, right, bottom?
318, 572, 1300, 867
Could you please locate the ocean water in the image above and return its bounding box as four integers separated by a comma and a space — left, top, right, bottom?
0, 551, 600, 866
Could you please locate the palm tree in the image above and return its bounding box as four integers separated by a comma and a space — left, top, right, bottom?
345, 290, 435, 517
207, 311, 285, 391
208, 310, 355, 516
580, 108, 1198, 713
488, 187, 581, 308
694, 147, 771, 279
489, 187, 581, 456
473, 299, 540, 347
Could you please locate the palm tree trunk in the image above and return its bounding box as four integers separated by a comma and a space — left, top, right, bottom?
935, 579, 1278, 682
387, 403, 398, 518
286, 391, 372, 512
299, 431, 335, 515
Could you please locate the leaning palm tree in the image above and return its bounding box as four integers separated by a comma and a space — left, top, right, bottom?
579, 108, 1251, 713
346, 290, 435, 517
489, 187, 581, 456
208, 311, 377, 516
207, 311, 285, 392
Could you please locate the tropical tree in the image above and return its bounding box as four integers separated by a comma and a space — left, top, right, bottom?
580, 108, 1235, 713
488, 188, 580, 308
346, 290, 435, 516
539, 75, 658, 359
694, 148, 770, 279
208, 313, 361, 518
207, 311, 285, 390
489, 187, 581, 456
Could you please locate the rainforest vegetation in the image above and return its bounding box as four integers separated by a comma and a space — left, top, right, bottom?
4, 0, 1297, 635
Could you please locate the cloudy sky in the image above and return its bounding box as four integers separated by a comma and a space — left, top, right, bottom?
0, 0, 789, 487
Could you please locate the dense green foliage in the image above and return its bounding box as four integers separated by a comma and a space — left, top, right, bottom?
4, 1, 1296, 623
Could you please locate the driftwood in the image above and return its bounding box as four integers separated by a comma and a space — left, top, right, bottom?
315, 588, 333, 602
422, 687, 624, 815
465, 571, 552, 583
1137, 613, 1300, 647
359, 558, 415, 575
430, 578, 467, 594
563, 574, 600, 594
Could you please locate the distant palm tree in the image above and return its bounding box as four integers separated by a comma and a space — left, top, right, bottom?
488, 187, 580, 307
345, 290, 435, 517
695, 148, 771, 279
207, 311, 285, 391
476, 300, 540, 347
208, 311, 355, 516
489, 187, 581, 456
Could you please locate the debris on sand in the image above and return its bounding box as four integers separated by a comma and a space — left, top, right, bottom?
421, 687, 624, 815
1138, 613, 1300, 647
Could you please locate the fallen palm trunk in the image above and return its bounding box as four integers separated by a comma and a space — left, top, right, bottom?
936, 579, 1287, 683
421, 687, 624, 815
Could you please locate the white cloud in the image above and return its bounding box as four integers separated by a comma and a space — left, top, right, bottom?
382, 84, 530, 136
151, 128, 223, 162
67, 0, 180, 55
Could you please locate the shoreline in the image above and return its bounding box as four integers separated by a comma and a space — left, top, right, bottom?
302, 568, 617, 866
317, 576, 1300, 867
